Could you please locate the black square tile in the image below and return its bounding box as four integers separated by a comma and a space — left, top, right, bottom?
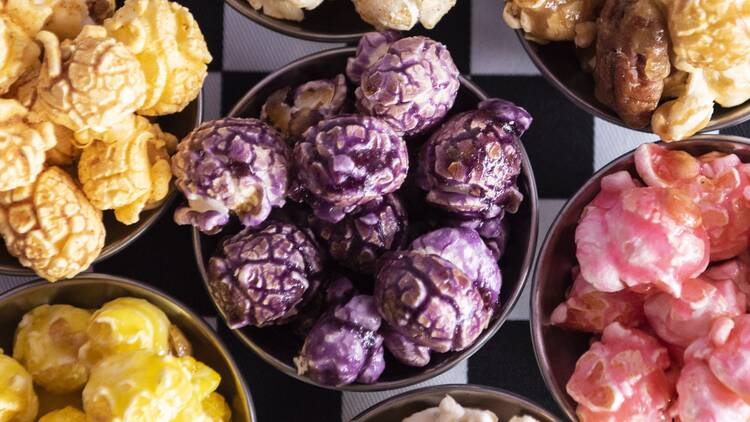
174, 0, 224, 71
412, 1, 472, 74
720, 120, 750, 138
221, 71, 270, 115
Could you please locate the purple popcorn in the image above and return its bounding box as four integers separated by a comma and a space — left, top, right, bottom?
294, 295, 385, 386
261, 74, 348, 141
346, 31, 401, 84
292, 115, 409, 223
383, 327, 431, 367
410, 227, 502, 313
207, 221, 324, 329
172, 118, 289, 234
293, 276, 357, 337
309, 194, 409, 273
356, 36, 460, 137
374, 251, 490, 352
417, 99, 530, 219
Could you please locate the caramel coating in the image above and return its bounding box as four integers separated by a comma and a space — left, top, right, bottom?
37, 406, 86, 422
0, 14, 39, 95
33, 25, 147, 145
652, 70, 715, 141
704, 63, 750, 108
0, 166, 105, 282
78, 116, 175, 225
3, 0, 115, 39
594, 0, 670, 128
668, 0, 750, 72
0, 99, 56, 191
12, 304, 91, 394
0, 351, 38, 422
104, 0, 211, 116
503, 0, 602, 43
45, 124, 81, 167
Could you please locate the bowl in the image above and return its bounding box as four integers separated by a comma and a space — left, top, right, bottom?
351, 384, 562, 422
516, 33, 750, 133
225, 0, 373, 43
531, 135, 750, 420
192, 47, 539, 391
0, 273, 254, 421
0, 95, 203, 277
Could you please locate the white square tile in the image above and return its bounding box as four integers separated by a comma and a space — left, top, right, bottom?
223, 4, 343, 73
470, 0, 539, 75
593, 118, 658, 170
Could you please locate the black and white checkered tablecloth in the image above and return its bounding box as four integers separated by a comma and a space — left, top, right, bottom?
4, 1, 750, 421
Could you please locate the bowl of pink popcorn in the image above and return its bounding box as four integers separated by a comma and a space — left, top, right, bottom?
532, 135, 750, 421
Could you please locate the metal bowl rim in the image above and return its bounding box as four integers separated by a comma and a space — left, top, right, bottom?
350, 383, 563, 422
0, 272, 256, 422
195, 47, 540, 392
530, 134, 750, 421
0, 93, 204, 276
515, 31, 750, 134
225, 0, 369, 43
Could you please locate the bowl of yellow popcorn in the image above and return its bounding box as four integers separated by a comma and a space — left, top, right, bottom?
501, 0, 750, 141
0, 0, 212, 281
0, 273, 255, 422
227, 0, 458, 42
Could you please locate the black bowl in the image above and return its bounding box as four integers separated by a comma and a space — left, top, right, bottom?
531, 135, 750, 420
0, 96, 202, 276
193, 47, 539, 391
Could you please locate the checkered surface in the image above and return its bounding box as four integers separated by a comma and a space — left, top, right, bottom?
2, 1, 750, 421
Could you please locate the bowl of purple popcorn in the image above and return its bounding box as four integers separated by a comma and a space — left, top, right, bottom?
176, 32, 539, 391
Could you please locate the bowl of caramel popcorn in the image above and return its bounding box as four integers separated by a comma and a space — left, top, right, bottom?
0, 273, 254, 421
0, 0, 212, 281
227, 0, 458, 42
502, 0, 750, 141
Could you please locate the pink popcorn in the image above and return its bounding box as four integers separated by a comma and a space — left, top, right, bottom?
551, 266, 646, 333
576, 171, 709, 297
676, 360, 750, 422
644, 275, 746, 347
566, 323, 674, 419
705, 315, 750, 400
703, 256, 750, 302
635, 143, 750, 261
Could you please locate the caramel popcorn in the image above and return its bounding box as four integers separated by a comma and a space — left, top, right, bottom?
0, 14, 39, 95
37, 407, 87, 422
0, 351, 38, 422
0, 167, 105, 282
104, 0, 211, 116
78, 116, 175, 225
2, 0, 115, 39
652, 70, 716, 141
667, 0, 750, 72
351, 0, 457, 30
0, 99, 56, 191
33, 25, 147, 146
503, 0, 602, 43
247, 0, 323, 21
704, 63, 750, 108
45, 124, 80, 166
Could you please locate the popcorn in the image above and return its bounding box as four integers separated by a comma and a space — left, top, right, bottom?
33, 25, 147, 146
247, 0, 323, 21
12, 304, 92, 393
652, 70, 716, 142
78, 116, 175, 225
502, 0, 601, 43
0, 13, 39, 95
104, 0, 212, 116
0, 99, 56, 191
3, 0, 115, 39
0, 351, 38, 422
351, 0, 457, 30
37, 407, 87, 422
0, 167, 104, 282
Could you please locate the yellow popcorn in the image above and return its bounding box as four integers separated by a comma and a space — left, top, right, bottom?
668, 0, 750, 72
247, 0, 323, 21
0, 13, 39, 96
82, 350, 195, 422
0, 351, 38, 422
502, 0, 601, 44
351, 0, 456, 30
0, 99, 56, 191
704, 62, 750, 108
0, 167, 105, 282
2, 0, 115, 39
173, 357, 227, 422
37, 406, 86, 422
45, 124, 81, 167
33, 25, 147, 146
12, 304, 91, 394
175, 392, 231, 422
104, 0, 211, 116
4, 57, 39, 108
78, 116, 175, 225
78, 297, 170, 367
652, 70, 716, 141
